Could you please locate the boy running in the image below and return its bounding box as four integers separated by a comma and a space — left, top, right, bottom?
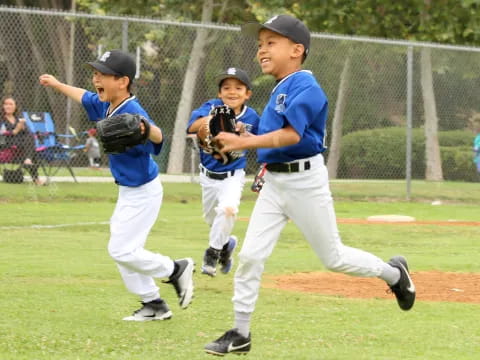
204, 15, 416, 356
187, 68, 259, 277
40, 49, 194, 321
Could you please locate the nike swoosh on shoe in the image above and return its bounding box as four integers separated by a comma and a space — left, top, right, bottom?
227, 341, 250, 352
399, 263, 415, 292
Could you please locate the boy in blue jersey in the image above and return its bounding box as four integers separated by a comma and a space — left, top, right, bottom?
204, 16, 416, 356
39, 50, 194, 322
187, 68, 259, 277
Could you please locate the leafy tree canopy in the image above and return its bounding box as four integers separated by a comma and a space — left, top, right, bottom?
5, 0, 480, 45
249, 0, 480, 46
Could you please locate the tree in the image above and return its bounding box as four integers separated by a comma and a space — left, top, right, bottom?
164, 0, 250, 173
326, 53, 351, 179
166, 0, 214, 174
420, 48, 443, 180
419, 2, 441, 181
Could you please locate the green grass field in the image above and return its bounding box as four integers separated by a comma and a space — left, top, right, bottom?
0, 181, 479, 359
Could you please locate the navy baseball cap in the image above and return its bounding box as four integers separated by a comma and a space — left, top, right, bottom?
242, 15, 310, 60
216, 67, 252, 90
87, 50, 136, 81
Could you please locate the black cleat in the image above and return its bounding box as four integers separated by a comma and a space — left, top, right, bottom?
205, 328, 251, 356
388, 256, 416, 311
202, 247, 220, 277
219, 236, 237, 274
122, 298, 172, 321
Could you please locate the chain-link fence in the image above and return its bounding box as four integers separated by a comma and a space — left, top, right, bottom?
1, 7, 480, 186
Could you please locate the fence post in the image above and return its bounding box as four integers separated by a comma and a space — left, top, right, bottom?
406, 46, 413, 200
122, 20, 128, 51
65, 0, 76, 143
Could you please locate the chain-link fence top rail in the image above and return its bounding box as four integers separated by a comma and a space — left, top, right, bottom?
1, 7, 480, 180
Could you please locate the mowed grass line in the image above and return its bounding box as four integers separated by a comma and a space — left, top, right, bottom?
1, 178, 480, 203
0, 181, 479, 359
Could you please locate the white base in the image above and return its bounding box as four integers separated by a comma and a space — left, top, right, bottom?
366, 214, 416, 222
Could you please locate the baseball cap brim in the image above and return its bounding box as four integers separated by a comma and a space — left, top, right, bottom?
215, 74, 252, 90
242, 22, 291, 41
86, 61, 122, 76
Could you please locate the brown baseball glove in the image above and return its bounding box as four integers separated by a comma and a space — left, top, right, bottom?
196, 105, 243, 165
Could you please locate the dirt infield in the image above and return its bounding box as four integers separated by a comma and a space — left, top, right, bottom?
337, 218, 480, 227
265, 271, 480, 304
244, 216, 480, 303
238, 217, 480, 227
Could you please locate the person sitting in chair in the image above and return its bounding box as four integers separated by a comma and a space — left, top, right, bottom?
1, 96, 44, 185
84, 128, 101, 168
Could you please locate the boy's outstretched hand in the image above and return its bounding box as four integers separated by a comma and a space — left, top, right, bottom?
38, 74, 86, 103
39, 74, 61, 88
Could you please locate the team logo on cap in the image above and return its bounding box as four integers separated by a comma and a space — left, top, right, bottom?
227, 68, 237, 75
99, 51, 111, 62
265, 15, 278, 24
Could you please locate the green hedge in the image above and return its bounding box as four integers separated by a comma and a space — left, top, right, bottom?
334, 127, 477, 181
437, 130, 475, 147
441, 146, 478, 182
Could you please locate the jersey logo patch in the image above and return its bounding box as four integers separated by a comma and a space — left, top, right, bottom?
275, 94, 287, 113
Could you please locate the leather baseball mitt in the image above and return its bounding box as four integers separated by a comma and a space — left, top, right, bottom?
96, 113, 150, 154
196, 105, 242, 165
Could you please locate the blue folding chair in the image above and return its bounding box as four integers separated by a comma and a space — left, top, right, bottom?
23, 112, 85, 182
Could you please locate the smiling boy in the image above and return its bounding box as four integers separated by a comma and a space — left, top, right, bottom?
187, 68, 259, 278
204, 15, 416, 356
39, 49, 195, 321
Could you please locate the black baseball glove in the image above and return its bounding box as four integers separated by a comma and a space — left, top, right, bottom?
96, 113, 151, 154
196, 105, 243, 165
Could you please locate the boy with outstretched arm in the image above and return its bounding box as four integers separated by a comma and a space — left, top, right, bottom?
40, 49, 194, 322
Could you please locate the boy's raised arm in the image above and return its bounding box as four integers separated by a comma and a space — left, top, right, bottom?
39, 74, 86, 103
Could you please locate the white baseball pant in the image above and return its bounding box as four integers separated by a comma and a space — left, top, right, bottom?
199, 168, 246, 250
108, 176, 174, 303
233, 154, 386, 313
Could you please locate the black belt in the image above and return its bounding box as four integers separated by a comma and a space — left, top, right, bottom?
201, 167, 235, 180
266, 161, 311, 173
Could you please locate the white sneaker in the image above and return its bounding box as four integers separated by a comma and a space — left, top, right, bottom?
122, 299, 172, 321
165, 258, 195, 309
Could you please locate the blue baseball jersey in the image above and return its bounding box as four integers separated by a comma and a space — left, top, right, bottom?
82, 92, 162, 186
257, 70, 328, 163
188, 98, 260, 172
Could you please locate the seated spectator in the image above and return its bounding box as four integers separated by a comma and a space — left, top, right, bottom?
1, 96, 44, 185
84, 128, 101, 168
